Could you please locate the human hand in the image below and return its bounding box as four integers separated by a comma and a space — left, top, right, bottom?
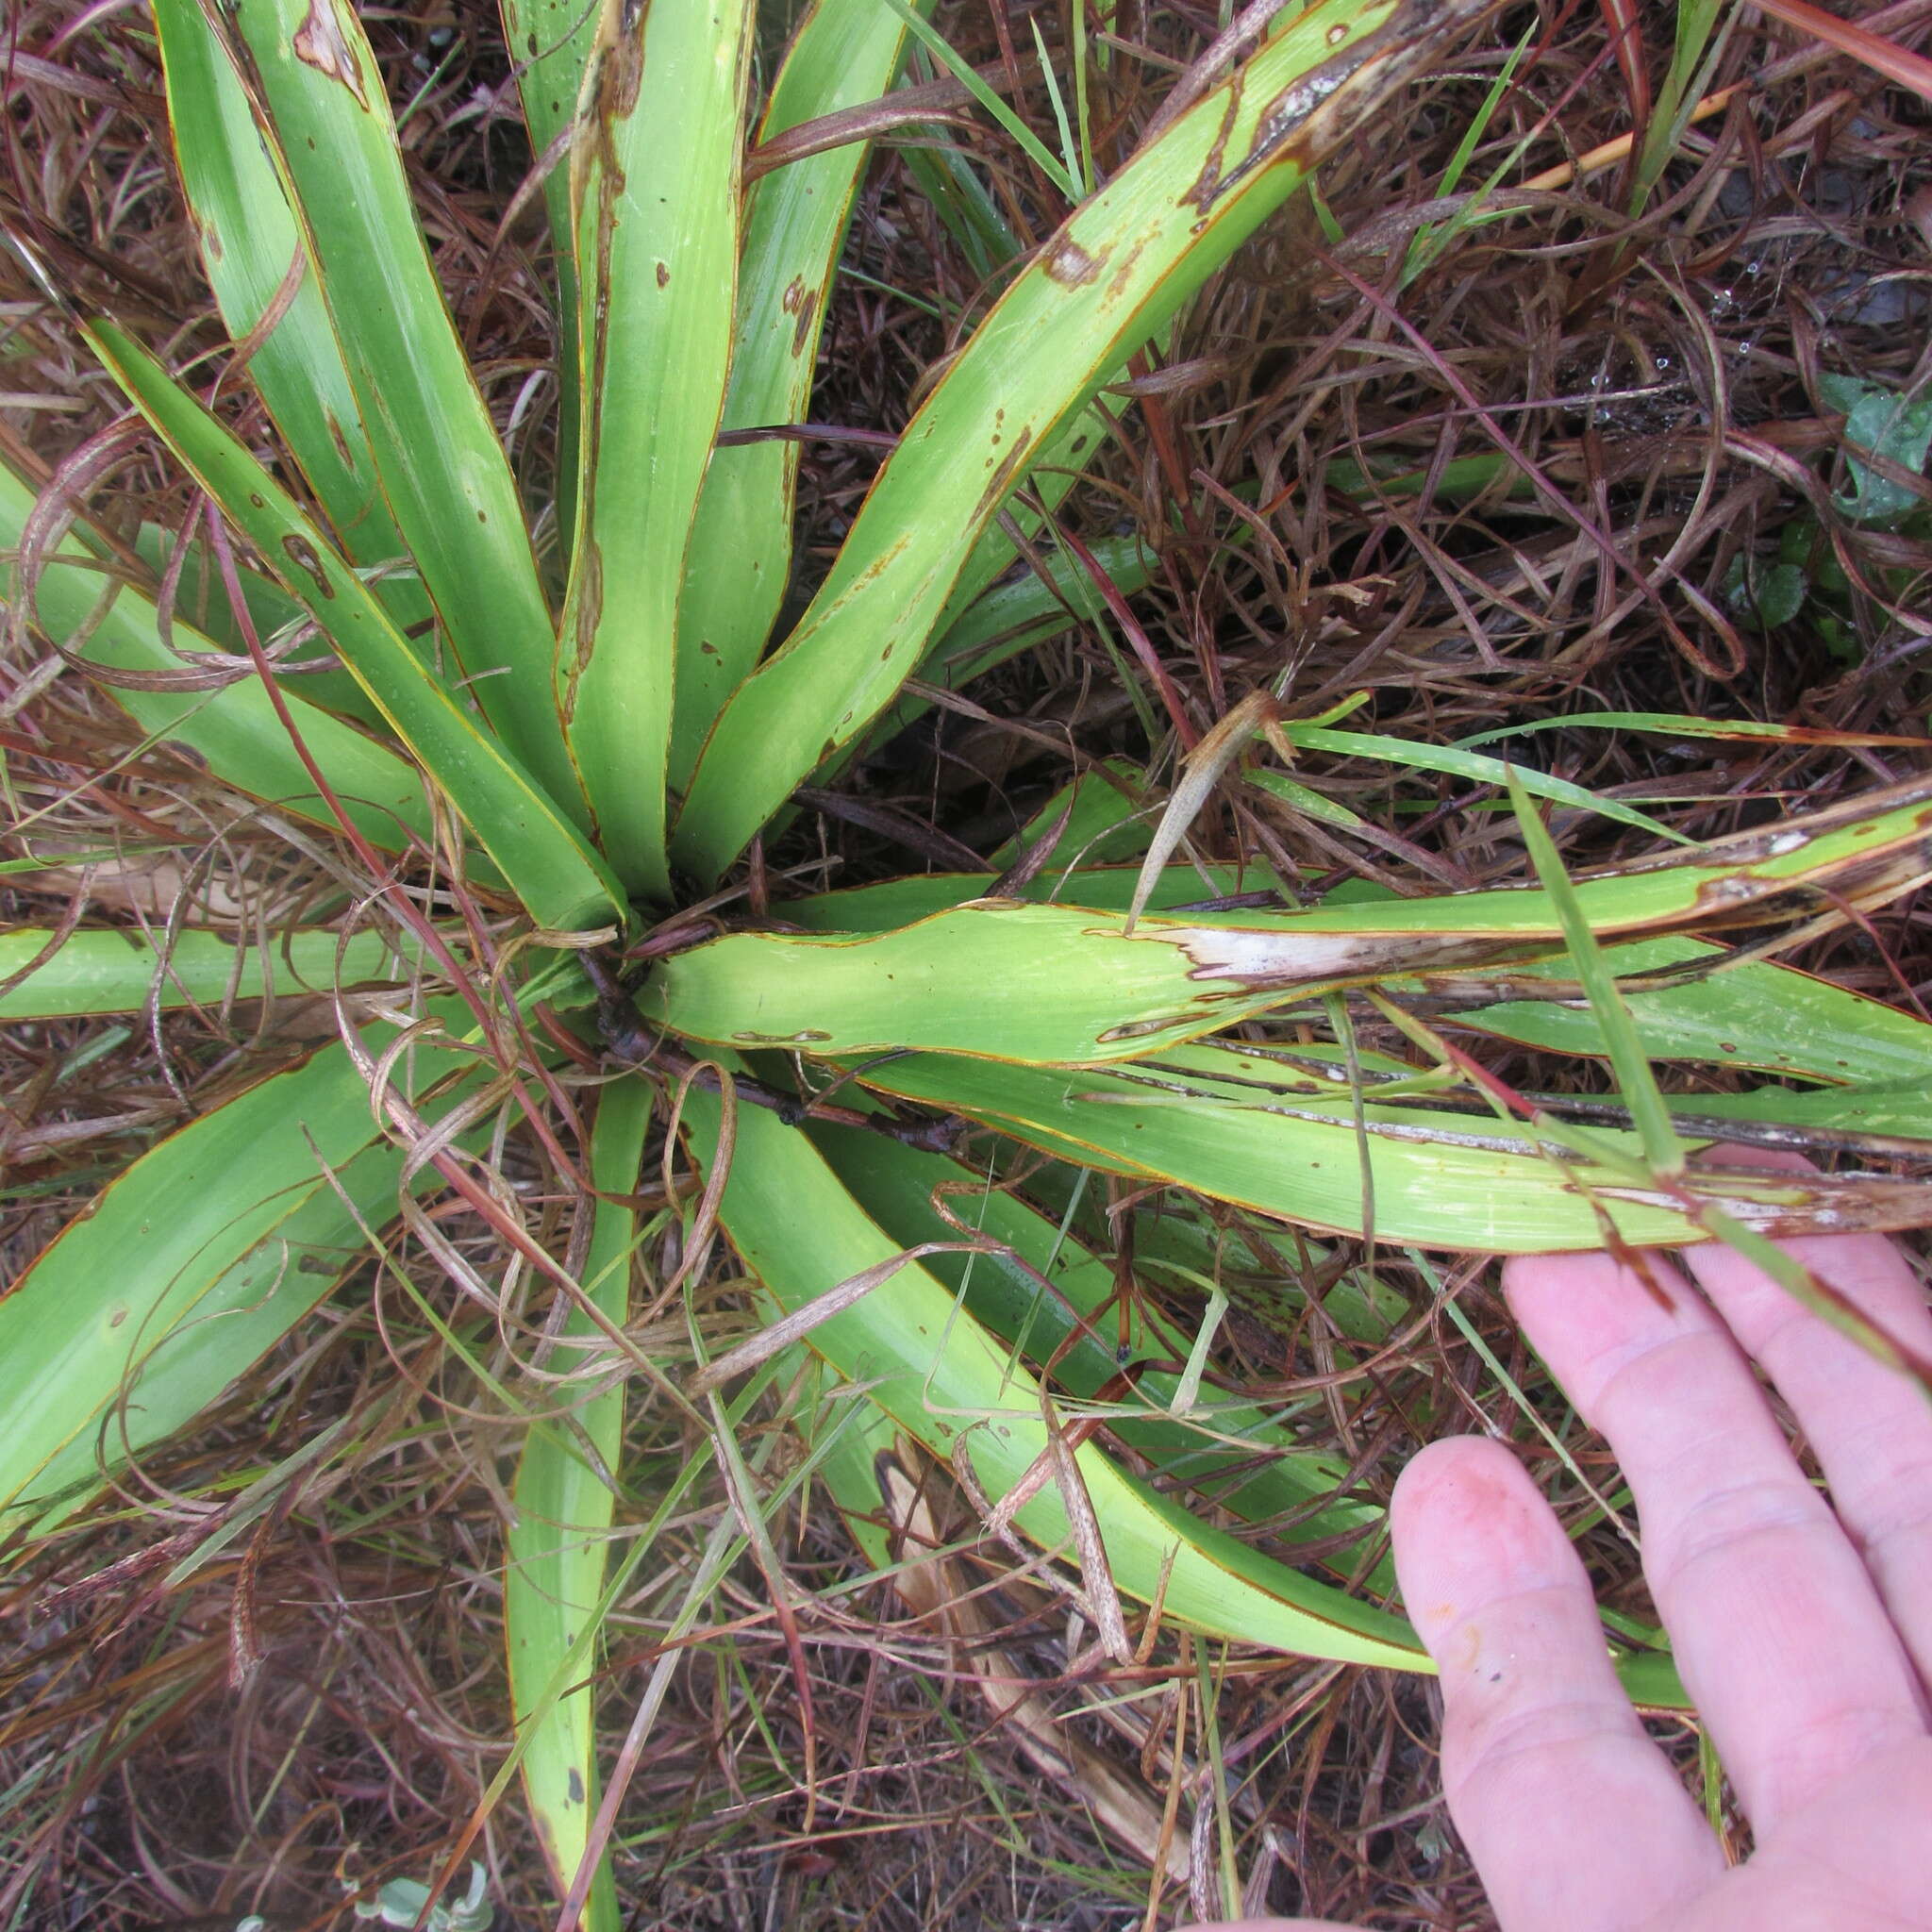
1191, 1156, 1932, 1931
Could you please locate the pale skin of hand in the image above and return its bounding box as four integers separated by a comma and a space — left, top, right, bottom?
1186, 1153, 1932, 1932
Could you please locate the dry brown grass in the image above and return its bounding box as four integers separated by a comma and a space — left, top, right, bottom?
3, 0, 1931, 1926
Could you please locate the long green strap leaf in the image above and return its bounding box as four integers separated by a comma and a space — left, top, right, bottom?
89, 323, 627, 935
643, 775, 1932, 1064
131, 519, 381, 728
679, 1072, 1429, 1670
852, 1044, 1932, 1249
0, 927, 408, 1019
670, 0, 925, 787
0, 1020, 473, 1529
1449, 934, 1932, 1085
498, 0, 604, 551
558, 0, 755, 896
781, 859, 1274, 930
3, 461, 440, 860
204, 0, 583, 814
507, 1081, 650, 1932
152, 0, 433, 641
812, 1122, 1387, 1556
673, 0, 1491, 879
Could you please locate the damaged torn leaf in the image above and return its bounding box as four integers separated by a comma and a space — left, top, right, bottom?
641, 774, 1932, 1065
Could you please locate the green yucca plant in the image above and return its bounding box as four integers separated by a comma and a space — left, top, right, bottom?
7, 0, 1932, 1920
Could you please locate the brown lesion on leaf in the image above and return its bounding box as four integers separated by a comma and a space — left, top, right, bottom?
291, 0, 371, 110
1042, 238, 1106, 286
971, 426, 1033, 522
560, 537, 602, 724
791, 286, 819, 358
279, 532, 335, 601
1180, 72, 1242, 213
325, 409, 355, 472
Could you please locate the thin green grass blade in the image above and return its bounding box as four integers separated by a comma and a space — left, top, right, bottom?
878, 0, 1079, 201
642, 777, 1932, 1063
1247, 767, 1366, 830
89, 323, 626, 934
670, 0, 927, 788
1395, 17, 1540, 287
678, 1071, 1429, 1669
1028, 19, 1087, 200
507, 1081, 651, 1932
203, 0, 582, 812
0, 927, 408, 1019
558, 0, 756, 896
789, 1350, 900, 1571
851, 1045, 1932, 1248
1277, 724, 1685, 842
4, 462, 441, 861
1456, 710, 1932, 749
1506, 770, 1685, 1174
900, 133, 1024, 280
0, 1019, 475, 1532
673, 0, 1492, 879
151, 0, 433, 640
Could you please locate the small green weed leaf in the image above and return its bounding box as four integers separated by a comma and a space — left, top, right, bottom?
1723, 553, 1809, 628
352, 1862, 493, 1932
1820, 371, 1932, 525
